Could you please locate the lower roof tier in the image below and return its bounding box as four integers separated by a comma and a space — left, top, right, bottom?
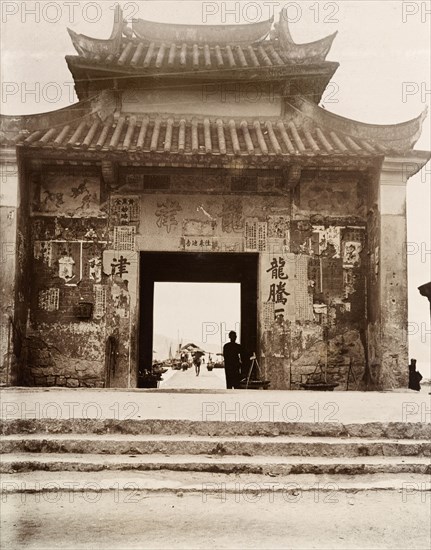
1, 96, 428, 161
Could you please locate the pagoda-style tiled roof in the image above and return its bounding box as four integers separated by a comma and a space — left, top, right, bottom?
132, 16, 274, 45
1, 95, 427, 163
67, 7, 337, 70
65, 7, 338, 103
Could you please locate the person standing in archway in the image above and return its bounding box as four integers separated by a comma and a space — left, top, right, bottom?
223, 331, 243, 389
408, 358, 423, 391
193, 353, 202, 376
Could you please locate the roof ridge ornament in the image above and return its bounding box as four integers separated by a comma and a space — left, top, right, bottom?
276, 7, 337, 62
67, 5, 124, 57
131, 16, 273, 45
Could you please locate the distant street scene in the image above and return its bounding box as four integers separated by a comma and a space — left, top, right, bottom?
151, 282, 241, 389
153, 282, 241, 358
159, 362, 226, 389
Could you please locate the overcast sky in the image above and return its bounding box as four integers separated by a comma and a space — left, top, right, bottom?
1, 1, 430, 372
154, 283, 241, 356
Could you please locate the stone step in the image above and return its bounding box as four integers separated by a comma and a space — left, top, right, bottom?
2, 453, 430, 475
2, 470, 429, 496
1, 419, 430, 439
1, 433, 430, 457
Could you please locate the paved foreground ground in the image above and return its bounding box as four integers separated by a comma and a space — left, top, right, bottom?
1, 489, 429, 549
1, 386, 430, 423
1, 387, 429, 549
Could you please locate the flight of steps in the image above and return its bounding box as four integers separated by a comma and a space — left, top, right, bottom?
1, 418, 430, 495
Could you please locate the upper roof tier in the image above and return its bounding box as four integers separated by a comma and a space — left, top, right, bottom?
67, 6, 337, 69
132, 16, 274, 45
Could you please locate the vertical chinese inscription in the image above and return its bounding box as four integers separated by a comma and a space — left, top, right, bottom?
245, 219, 267, 251
266, 257, 290, 318
245, 219, 257, 250
113, 226, 136, 251
257, 222, 267, 252
38, 289, 60, 311
262, 302, 275, 330
111, 197, 140, 226
93, 285, 107, 319
295, 255, 313, 321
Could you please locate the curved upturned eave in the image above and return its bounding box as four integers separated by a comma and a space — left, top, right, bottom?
132, 16, 273, 45
0, 101, 93, 138
280, 31, 337, 62
67, 28, 123, 57
292, 96, 428, 150
276, 9, 337, 61
67, 5, 123, 57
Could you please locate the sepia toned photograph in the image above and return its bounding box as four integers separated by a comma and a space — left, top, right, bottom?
0, 1, 430, 548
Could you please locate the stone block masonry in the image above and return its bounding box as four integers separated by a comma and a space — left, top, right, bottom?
21, 164, 370, 390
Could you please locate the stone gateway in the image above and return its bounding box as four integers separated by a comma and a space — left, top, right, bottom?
0, 7, 429, 390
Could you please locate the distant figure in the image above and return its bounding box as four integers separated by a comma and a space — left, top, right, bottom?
223, 331, 243, 389
193, 353, 202, 377
180, 352, 188, 371
408, 358, 423, 391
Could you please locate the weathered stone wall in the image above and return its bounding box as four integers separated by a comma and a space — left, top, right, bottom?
24, 163, 368, 390
363, 160, 411, 390
260, 226, 367, 389
0, 149, 21, 386
26, 165, 109, 387
260, 171, 367, 389
0, 204, 16, 385
365, 170, 383, 389
23, 324, 105, 387
377, 160, 410, 388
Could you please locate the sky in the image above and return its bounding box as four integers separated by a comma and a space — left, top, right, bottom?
1, 0, 430, 372
153, 282, 241, 358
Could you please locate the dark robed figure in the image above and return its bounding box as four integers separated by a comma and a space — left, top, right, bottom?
223, 331, 243, 389
408, 358, 422, 392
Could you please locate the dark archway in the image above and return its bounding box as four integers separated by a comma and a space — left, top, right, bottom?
139, 252, 258, 373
